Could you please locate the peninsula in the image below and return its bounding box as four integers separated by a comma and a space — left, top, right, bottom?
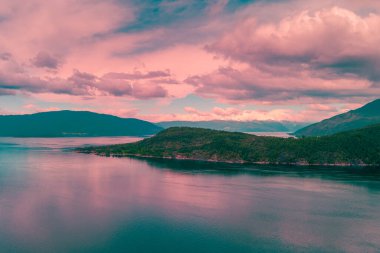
78, 125, 380, 166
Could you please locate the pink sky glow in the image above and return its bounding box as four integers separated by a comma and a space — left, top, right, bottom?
0, 0, 379, 122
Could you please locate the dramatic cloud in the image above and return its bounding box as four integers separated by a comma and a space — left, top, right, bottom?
186, 66, 376, 103
68, 70, 170, 98
209, 7, 380, 77
0, 63, 171, 99
31, 52, 61, 69
0, 0, 194, 100
1, 0, 380, 122
170, 105, 346, 122
193, 6, 380, 103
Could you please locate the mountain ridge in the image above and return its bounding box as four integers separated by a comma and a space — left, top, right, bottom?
158, 120, 310, 133
295, 99, 380, 136
0, 110, 162, 137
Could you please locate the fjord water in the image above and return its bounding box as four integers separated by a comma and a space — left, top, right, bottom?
0, 138, 380, 253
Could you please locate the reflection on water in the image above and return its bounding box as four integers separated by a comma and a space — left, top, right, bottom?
0, 136, 142, 150
143, 158, 380, 190
0, 138, 379, 253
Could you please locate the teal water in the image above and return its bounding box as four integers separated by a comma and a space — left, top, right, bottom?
0, 138, 380, 253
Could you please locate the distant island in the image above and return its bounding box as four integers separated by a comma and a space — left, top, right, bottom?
295, 99, 380, 136
158, 120, 310, 133
77, 125, 380, 166
0, 110, 162, 137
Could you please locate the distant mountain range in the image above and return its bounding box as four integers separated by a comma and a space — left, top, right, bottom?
78, 125, 380, 166
158, 120, 310, 133
0, 110, 162, 137
295, 99, 380, 137
76, 98, 380, 166
2, 98, 379, 138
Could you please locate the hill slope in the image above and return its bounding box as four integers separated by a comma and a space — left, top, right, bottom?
0, 110, 162, 137
295, 99, 380, 136
158, 120, 309, 132
78, 126, 380, 166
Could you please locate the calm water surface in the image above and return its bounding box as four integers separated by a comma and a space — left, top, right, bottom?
0, 137, 379, 253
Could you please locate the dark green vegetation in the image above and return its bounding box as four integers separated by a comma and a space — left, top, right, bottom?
0, 110, 162, 137
78, 125, 380, 166
158, 120, 309, 132
295, 99, 380, 137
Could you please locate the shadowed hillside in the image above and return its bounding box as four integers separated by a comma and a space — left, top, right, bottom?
0, 110, 162, 137
78, 125, 380, 166
295, 99, 380, 136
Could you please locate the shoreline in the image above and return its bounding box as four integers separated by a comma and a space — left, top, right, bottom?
77, 150, 379, 168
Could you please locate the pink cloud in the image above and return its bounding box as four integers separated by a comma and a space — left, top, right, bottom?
103, 70, 171, 80
0, 88, 16, 96
0, 0, 133, 59
0, 46, 173, 99
184, 7, 380, 104
22, 103, 61, 113
1, 0, 380, 122
0, 0, 198, 102
152, 106, 343, 122
19, 93, 141, 117
184, 106, 210, 117
307, 104, 338, 112
186, 66, 376, 104
207, 6, 380, 79
31, 51, 61, 69
210, 7, 380, 73
0, 0, 175, 100
0, 0, 229, 104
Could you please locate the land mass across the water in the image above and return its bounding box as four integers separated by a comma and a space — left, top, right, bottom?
77, 125, 380, 167
158, 120, 310, 133
295, 99, 380, 137
0, 110, 162, 137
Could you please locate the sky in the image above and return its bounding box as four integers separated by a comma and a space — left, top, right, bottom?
1, 0, 380, 122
